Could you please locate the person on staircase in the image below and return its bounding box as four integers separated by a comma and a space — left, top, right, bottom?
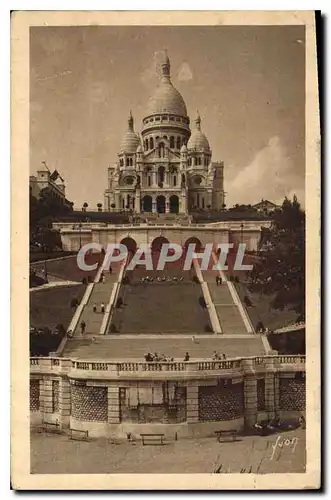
80, 321, 86, 335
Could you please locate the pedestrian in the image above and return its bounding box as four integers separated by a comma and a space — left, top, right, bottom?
101, 302, 105, 313
184, 352, 190, 362
102, 274, 105, 284
219, 276, 222, 285
80, 321, 86, 335
215, 276, 219, 286
93, 303, 97, 313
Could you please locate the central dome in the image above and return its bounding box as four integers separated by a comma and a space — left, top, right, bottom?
146, 54, 187, 117
147, 82, 187, 117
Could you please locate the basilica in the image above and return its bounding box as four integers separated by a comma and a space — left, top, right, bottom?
104, 53, 225, 215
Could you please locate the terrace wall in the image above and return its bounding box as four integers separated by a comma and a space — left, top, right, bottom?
30, 355, 305, 439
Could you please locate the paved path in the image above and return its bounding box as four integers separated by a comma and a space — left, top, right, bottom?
31, 429, 305, 474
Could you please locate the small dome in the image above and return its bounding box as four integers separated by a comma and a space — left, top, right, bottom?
146, 53, 187, 117
136, 144, 143, 153
187, 112, 210, 152
120, 112, 140, 153
180, 144, 188, 153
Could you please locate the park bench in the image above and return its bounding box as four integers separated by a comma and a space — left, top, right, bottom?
43, 421, 61, 434
140, 433, 165, 446
69, 428, 89, 441
215, 430, 237, 442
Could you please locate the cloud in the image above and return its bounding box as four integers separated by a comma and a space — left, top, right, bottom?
177, 62, 193, 82
140, 51, 164, 87
226, 136, 305, 207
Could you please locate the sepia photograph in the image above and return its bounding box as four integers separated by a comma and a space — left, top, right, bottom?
11, 10, 320, 490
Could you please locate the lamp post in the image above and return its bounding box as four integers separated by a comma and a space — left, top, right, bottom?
240, 223, 244, 245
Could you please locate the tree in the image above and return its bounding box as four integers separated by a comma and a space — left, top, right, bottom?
247, 195, 305, 318
97, 203, 102, 212
82, 202, 88, 212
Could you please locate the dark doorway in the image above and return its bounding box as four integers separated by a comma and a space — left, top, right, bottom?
142, 195, 153, 212
156, 195, 166, 214
169, 195, 179, 214
120, 237, 137, 254
151, 236, 169, 252
184, 237, 202, 252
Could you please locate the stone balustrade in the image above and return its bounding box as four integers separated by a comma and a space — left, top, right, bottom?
30, 354, 305, 378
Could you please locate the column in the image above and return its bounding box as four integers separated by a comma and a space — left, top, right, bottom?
165, 195, 170, 214
152, 196, 157, 213
59, 377, 71, 428
243, 359, 257, 427
41, 379, 53, 421
180, 191, 187, 214
264, 357, 277, 419
186, 383, 199, 423
115, 192, 120, 210
135, 191, 141, 213
108, 386, 120, 424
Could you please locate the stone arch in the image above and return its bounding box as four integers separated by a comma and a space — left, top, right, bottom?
142, 195, 152, 212
151, 236, 169, 252
120, 237, 137, 254
156, 195, 166, 214
184, 237, 202, 252
169, 195, 179, 214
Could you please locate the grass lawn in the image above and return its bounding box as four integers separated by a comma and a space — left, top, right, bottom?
30, 284, 86, 330
234, 281, 298, 331
30, 254, 101, 282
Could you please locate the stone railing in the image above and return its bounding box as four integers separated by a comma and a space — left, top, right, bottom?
30, 355, 305, 377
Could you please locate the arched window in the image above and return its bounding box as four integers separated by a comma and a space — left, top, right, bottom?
149, 137, 154, 150
173, 175, 177, 187
145, 139, 148, 150
122, 198, 125, 209
126, 157, 130, 166
176, 137, 181, 149
120, 158, 123, 166
170, 136, 175, 149
197, 157, 201, 166
129, 158, 133, 166
148, 176, 151, 187
202, 198, 205, 209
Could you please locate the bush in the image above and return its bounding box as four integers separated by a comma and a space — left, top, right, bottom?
244, 295, 252, 307
116, 297, 123, 308
109, 323, 118, 333
70, 297, 79, 309
199, 296, 207, 308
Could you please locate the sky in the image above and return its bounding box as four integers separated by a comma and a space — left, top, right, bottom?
30, 25, 305, 209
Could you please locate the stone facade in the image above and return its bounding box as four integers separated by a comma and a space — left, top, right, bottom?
104, 53, 225, 214
30, 355, 306, 439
